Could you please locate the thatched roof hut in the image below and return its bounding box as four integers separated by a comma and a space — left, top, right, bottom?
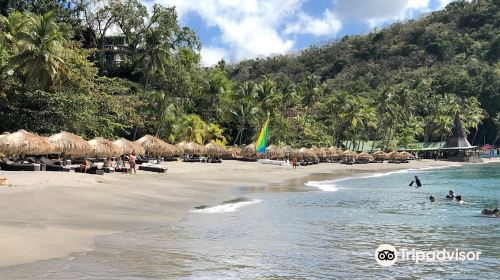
358, 152, 374, 162
113, 138, 146, 156
136, 135, 169, 156
205, 142, 225, 156
88, 137, 120, 157
183, 142, 207, 155
0, 129, 54, 156
265, 144, 285, 158
48, 131, 92, 156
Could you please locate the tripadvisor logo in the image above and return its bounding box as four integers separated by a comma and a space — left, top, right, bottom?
375, 244, 481, 266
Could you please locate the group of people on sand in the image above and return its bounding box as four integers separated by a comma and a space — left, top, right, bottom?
79, 153, 137, 174
412, 175, 497, 217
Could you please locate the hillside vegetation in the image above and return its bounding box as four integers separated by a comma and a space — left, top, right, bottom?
0, 0, 499, 150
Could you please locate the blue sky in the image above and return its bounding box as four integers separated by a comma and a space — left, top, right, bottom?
145, 0, 456, 65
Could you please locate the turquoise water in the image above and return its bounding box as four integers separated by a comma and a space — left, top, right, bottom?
2, 163, 499, 279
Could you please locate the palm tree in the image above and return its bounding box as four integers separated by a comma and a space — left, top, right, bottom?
301, 74, 321, 132
12, 12, 69, 90
133, 29, 169, 89
0, 11, 26, 52
256, 76, 277, 115
174, 114, 208, 144
231, 102, 260, 146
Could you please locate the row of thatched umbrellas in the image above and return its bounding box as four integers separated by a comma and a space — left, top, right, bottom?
0, 129, 415, 161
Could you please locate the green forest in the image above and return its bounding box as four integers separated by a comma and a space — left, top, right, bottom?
0, 0, 499, 150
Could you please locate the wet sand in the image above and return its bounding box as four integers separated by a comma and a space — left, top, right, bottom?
0, 159, 484, 267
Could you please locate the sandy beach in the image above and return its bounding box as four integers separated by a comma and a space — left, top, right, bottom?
0, 159, 491, 268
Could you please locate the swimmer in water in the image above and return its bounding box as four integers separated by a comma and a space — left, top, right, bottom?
446, 189, 455, 199
429, 195, 436, 203
455, 195, 464, 204
409, 176, 422, 187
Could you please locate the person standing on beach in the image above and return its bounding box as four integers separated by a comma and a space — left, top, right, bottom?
292, 157, 297, 169
129, 153, 137, 174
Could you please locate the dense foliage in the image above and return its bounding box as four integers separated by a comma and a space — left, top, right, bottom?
0, 0, 498, 149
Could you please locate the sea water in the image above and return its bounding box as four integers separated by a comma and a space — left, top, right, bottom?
2, 163, 499, 279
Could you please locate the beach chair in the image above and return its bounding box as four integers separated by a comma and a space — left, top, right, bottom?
138, 164, 168, 173
41, 158, 71, 172
0, 160, 41, 171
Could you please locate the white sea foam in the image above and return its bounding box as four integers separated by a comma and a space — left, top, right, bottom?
304, 181, 339, 192
306, 164, 461, 192
190, 199, 262, 214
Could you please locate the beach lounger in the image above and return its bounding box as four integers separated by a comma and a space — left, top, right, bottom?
0, 161, 41, 171
41, 159, 71, 172
74, 166, 104, 175
138, 165, 167, 173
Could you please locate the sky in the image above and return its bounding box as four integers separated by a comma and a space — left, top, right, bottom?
143, 0, 456, 66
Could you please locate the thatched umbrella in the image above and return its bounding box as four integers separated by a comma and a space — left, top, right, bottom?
162, 143, 182, 157
342, 150, 358, 161
329, 146, 343, 161
400, 151, 415, 160
226, 146, 242, 158
265, 144, 285, 158
48, 131, 92, 156
388, 151, 403, 162
242, 143, 258, 158
298, 147, 317, 160
88, 137, 120, 158
309, 146, 325, 158
319, 147, 330, 158
136, 135, 169, 156
0, 129, 54, 156
205, 142, 226, 156
358, 152, 374, 163
372, 151, 388, 161
113, 138, 146, 156
176, 141, 188, 148
183, 142, 207, 155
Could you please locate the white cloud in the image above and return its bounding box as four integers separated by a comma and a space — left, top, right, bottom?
285, 9, 342, 36
148, 0, 449, 63
154, 0, 306, 62
200, 47, 228, 67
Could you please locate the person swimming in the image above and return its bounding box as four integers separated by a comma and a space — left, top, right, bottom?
429, 195, 436, 202
409, 176, 422, 187
481, 208, 499, 217
455, 195, 464, 204
446, 189, 455, 199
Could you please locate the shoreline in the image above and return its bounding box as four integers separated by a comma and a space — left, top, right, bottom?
0, 159, 495, 268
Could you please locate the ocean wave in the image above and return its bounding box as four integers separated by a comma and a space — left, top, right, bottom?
305, 164, 461, 191
190, 199, 262, 214
304, 181, 339, 192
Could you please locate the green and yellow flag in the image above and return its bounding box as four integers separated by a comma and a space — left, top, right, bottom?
256, 118, 269, 154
